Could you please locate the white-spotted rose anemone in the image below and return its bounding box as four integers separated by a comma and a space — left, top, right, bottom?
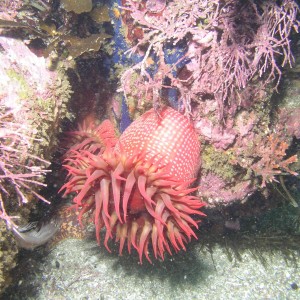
60, 107, 205, 263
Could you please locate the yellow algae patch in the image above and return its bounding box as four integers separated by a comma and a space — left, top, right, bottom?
63, 33, 112, 59
60, 0, 92, 14
90, 6, 111, 23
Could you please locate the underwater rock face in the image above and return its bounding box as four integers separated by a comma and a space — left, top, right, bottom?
0, 36, 72, 294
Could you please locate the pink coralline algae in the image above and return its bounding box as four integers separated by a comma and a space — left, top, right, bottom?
145, 0, 166, 14
277, 105, 300, 141
198, 173, 255, 205
117, 0, 299, 206
120, 0, 299, 117
0, 36, 71, 224
195, 119, 236, 150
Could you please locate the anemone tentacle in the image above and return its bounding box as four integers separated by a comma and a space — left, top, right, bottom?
61, 148, 205, 263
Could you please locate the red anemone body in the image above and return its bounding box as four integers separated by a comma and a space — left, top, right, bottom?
61, 106, 205, 263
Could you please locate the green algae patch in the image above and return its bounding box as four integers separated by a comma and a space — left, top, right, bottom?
202, 145, 237, 181
6, 68, 35, 101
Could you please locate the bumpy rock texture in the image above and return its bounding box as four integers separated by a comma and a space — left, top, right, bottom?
0, 36, 72, 294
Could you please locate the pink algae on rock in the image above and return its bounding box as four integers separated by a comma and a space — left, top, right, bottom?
0, 35, 71, 293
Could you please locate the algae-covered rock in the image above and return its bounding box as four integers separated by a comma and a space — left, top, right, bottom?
0, 36, 72, 294
0, 223, 18, 293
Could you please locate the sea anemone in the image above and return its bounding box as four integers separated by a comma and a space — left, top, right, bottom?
61, 107, 205, 263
